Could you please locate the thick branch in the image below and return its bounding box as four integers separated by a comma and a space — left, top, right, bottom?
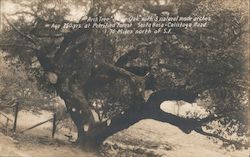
53, 28, 91, 63
100, 62, 146, 92
101, 62, 144, 80
87, 98, 222, 144
146, 88, 198, 106
89, 109, 143, 144
55, 76, 95, 129
145, 107, 224, 134
115, 41, 157, 68
146, 108, 201, 133
53, 4, 98, 64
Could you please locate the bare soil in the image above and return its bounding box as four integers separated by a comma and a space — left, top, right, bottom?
0, 109, 249, 157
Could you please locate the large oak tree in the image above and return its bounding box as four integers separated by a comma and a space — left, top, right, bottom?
0, 0, 248, 148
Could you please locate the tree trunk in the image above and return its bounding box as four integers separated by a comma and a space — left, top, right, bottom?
90, 108, 144, 145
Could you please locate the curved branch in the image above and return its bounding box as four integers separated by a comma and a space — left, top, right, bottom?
53, 28, 91, 64
33, 33, 64, 38
0, 44, 39, 51
99, 62, 146, 93
146, 88, 198, 106
89, 108, 143, 145
194, 127, 247, 148
3, 14, 38, 47
115, 41, 157, 68
101, 62, 145, 81
145, 106, 224, 134
146, 108, 201, 133
89, 101, 223, 144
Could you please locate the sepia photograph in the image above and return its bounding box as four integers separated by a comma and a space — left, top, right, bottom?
0, 0, 249, 156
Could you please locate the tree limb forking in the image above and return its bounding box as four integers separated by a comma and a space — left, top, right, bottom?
53, 1, 99, 63
2, 0, 246, 147
145, 106, 226, 134
86, 101, 225, 144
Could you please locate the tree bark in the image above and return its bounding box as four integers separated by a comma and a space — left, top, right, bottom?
89, 108, 145, 146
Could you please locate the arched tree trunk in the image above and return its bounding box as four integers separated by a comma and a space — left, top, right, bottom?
54, 75, 96, 145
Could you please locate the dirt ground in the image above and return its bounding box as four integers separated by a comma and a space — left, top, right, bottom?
103, 119, 249, 157
0, 110, 98, 157
0, 109, 249, 157
0, 133, 98, 157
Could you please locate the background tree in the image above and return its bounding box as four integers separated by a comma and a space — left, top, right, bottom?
0, 53, 53, 112
0, 0, 248, 148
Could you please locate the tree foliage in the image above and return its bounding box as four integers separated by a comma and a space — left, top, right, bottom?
0, 0, 248, 148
